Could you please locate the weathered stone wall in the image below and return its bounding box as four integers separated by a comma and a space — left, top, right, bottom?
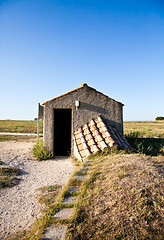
43, 85, 123, 153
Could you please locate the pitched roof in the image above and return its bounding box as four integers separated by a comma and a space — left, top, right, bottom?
74, 116, 131, 161
43, 83, 124, 105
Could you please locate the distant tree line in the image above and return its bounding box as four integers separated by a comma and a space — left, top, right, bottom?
156, 116, 164, 120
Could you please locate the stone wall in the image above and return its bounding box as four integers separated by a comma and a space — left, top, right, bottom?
43, 85, 123, 153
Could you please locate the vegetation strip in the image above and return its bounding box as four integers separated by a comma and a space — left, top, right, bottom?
1, 119, 164, 138
0, 135, 37, 142
124, 120, 164, 138
0, 164, 22, 188
0, 120, 43, 134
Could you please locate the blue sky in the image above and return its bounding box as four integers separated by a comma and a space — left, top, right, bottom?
0, 0, 164, 121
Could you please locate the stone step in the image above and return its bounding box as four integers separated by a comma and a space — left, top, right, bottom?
52, 208, 74, 220
74, 174, 86, 181
42, 225, 67, 240
79, 168, 88, 174
42, 160, 92, 239
83, 164, 91, 169
85, 159, 92, 162
67, 185, 80, 193
85, 161, 92, 164
61, 196, 77, 204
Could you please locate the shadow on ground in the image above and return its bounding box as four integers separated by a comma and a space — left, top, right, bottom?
127, 137, 164, 156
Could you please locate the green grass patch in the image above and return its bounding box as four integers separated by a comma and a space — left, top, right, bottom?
0, 166, 22, 188
0, 135, 37, 142
37, 185, 62, 209
0, 166, 21, 176
71, 156, 82, 167
127, 137, 164, 156
0, 176, 20, 188
0, 120, 43, 134
33, 141, 53, 160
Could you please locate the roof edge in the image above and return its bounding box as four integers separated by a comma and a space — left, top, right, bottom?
42, 83, 87, 105
85, 85, 124, 106
42, 83, 124, 106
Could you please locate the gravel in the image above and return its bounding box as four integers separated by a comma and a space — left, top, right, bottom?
0, 141, 74, 239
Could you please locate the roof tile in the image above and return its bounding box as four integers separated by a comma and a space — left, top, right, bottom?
91, 144, 100, 153
74, 116, 131, 161
78, 144, 84, 151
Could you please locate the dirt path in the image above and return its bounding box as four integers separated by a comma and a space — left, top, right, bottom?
0, 141, 75, 239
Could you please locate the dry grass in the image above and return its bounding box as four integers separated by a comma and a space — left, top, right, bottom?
36, 185, 62, 211
124, 121, 164, 138
67, 154, 164, 240
124, 121, 164, 156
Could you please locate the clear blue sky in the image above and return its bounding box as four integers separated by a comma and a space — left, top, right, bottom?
0, 0, 164, 121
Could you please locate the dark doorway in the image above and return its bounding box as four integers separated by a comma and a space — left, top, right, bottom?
54, 109, 72, 156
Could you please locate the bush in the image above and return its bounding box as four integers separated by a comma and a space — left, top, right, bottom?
156, 116, 164, 120
33, 141, 53, 161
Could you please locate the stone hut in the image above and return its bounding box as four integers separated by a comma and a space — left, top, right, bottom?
43, 83, 130, 161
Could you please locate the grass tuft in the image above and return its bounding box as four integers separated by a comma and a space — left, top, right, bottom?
88, 146, 132, 160
0, 166, 22, 176
0, 176, 20, 188
33, 141, 53, 160
0, 166, 22, 188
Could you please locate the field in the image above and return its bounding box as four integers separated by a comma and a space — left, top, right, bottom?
1, 120, 164, 137
1, 121, 164, 155
124, 120, 164, 138
0, 120, 43, 134
0, 120, 43, 141
123, 121, 164, 156
0, 120, 164, 155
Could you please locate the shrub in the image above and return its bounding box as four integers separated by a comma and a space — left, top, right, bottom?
156, 116, 164, 120
127, 137, 164, 156
125, 130, 144, 138
33, 141, 53, 161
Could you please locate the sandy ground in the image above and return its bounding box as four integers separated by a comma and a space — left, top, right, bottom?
0, 141, 75, 239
